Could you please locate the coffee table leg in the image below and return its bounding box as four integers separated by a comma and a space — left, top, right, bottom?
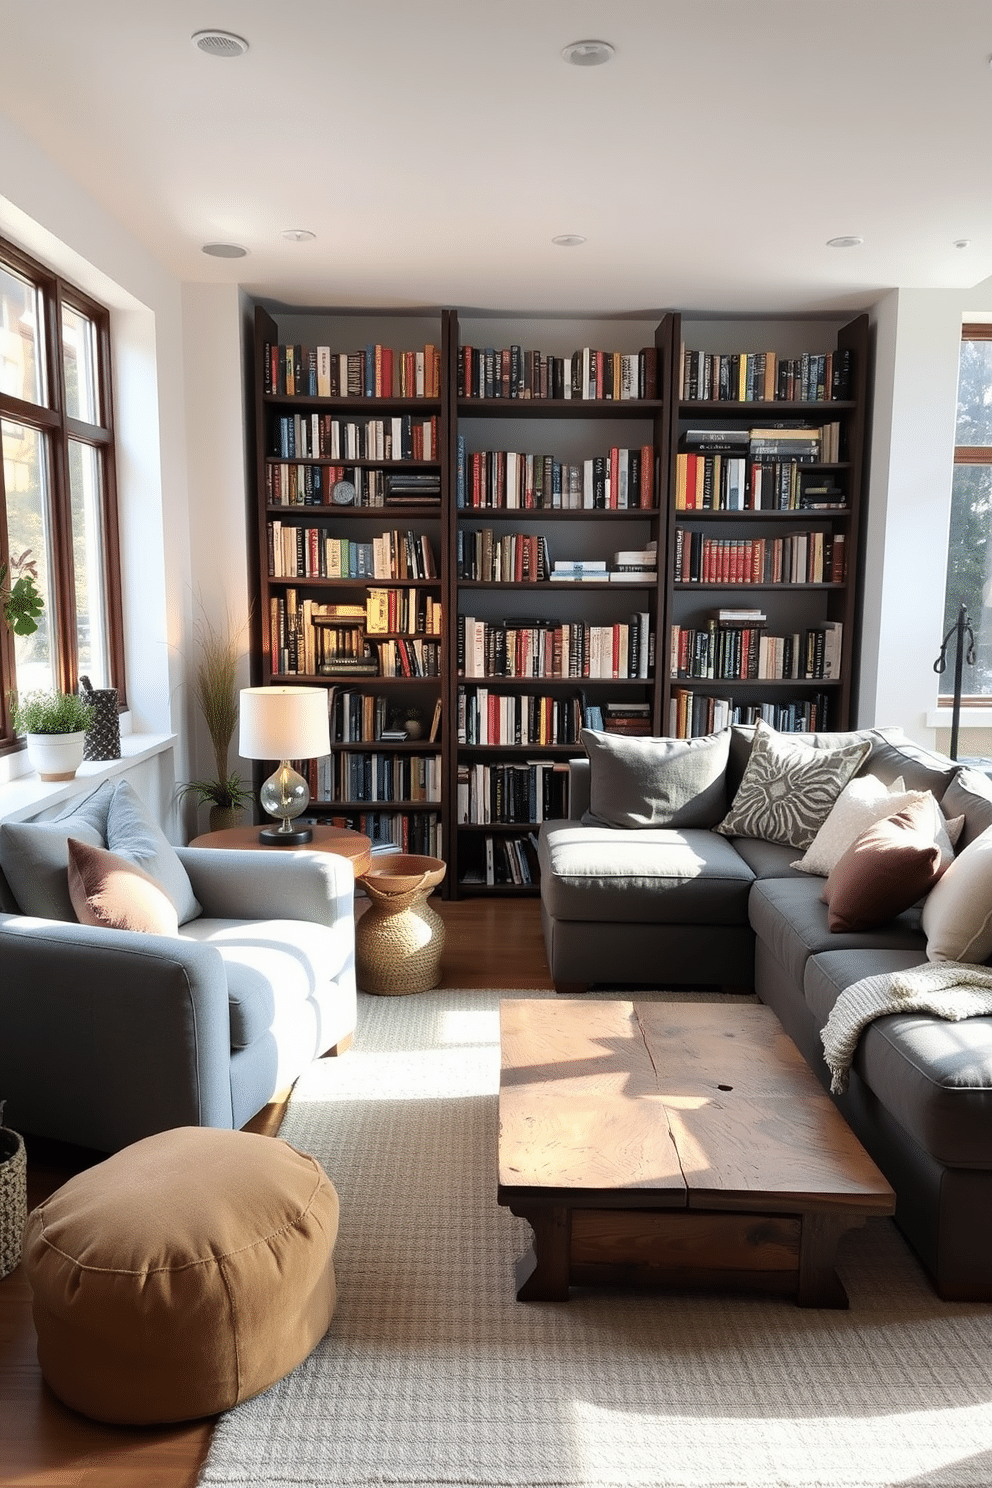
797, 1212, 861, 1308
509, 1204, 572, 1301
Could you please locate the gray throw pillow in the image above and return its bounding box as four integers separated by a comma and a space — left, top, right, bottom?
106, 780, 202, 924
581, 727, 731, 829
715, 720, 871, 849
0, 780, 115, 919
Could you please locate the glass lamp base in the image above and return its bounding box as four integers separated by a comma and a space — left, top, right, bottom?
258, 760, 312, 844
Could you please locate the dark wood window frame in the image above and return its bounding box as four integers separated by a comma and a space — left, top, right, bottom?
0, 234, 126, 749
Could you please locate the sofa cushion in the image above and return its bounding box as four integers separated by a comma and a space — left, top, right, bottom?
804, 948, 992, 1169
717, 721, 871, 849
939, 766, 992, 851
180, 916, 340, 1049
68, 838, 180, 936
106, 781, 201, 925
0, 781, 115, 919
821, 795, 945, 933
922, 823, 992, 964
748, 876, 926, 989
731, 837, 806, 879
580, 727, 730, 829
538, 821, 754, 925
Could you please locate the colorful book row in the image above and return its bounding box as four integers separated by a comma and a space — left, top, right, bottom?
455, 439, 655, 510
669, 689, 833, 739
264, 342, 441, 399
456, 759, 571, 825
674, 529, 845, 585
459, 614, 652, 680
273, 414, 439, 462
670, 620, 843, 682
679, 347, 854, 402
458, 344, 658, 401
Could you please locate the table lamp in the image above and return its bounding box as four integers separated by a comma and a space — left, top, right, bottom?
239, 686, 331, 844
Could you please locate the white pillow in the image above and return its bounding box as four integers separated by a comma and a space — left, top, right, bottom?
792, 775, 908, 876
923, 824, 992, 963
793, 777, 963, 878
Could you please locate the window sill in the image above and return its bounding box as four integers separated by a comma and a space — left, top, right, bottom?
0, 728, 177, 823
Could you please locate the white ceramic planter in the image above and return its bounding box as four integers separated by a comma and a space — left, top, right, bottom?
26, 730, 86, 781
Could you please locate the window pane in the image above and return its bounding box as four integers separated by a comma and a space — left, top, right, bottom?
62, 304, 99, 423
956, 340, 992, 447
0, 265, 45, 405
68, 438, 110, 687
2, 420, 55, 695
943, 462, 992, 693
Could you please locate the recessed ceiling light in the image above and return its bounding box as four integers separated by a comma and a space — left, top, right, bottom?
201, 242, 248, 258
561, 39, 615, 67
282, 229, 316, 243
552, 234, 587, 248
955, 238, 971, 249
191, 29, 249, 58
827, 235, 864, 249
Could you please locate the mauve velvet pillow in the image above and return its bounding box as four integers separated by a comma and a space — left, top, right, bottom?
67, 837, 180, 936
821, 795, 944, 934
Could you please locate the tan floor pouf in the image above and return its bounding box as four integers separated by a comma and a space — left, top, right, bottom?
22, 1126, 339, 1424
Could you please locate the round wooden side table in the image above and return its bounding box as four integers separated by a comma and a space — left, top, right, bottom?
355, 855, 446, 995
189, 823, 373, 880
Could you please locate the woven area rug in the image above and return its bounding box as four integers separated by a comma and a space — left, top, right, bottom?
198, 989, 992, 1488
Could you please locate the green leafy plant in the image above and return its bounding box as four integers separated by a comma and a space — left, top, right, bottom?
0, 552, 44, 637
180, 605, 254, 812
10, 688, 95, 735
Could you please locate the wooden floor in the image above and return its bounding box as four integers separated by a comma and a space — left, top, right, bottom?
0, 897, 552, 1488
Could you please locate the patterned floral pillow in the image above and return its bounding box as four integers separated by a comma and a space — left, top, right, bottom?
715, 720, 871, 849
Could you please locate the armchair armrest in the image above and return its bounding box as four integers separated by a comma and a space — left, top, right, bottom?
175, 846, 355, 928
0, 913, 234, 1152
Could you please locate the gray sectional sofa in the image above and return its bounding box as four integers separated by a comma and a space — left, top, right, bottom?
538, 723, 992, 1299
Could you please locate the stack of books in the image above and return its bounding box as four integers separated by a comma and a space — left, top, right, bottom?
610, 541, 657, 582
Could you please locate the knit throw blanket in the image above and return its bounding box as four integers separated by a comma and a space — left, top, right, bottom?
820, 961, 992, 1094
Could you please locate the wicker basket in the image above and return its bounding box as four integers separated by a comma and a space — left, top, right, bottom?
0, 1102, 27, 1281
356, 855, 446, 995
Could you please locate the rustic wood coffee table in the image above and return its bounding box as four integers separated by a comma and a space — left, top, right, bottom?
497, 998, 895, 1308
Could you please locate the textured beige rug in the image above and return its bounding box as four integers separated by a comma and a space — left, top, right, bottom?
198, 989, 992, 1488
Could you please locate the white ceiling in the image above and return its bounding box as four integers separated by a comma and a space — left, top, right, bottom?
4, 0, 992, 317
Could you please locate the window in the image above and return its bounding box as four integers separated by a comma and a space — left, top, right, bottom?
0, 237, 124, 745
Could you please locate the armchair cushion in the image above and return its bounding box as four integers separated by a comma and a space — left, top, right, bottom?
0, 781, 114, 919
68, 838, 180, 936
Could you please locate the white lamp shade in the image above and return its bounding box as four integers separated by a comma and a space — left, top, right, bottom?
239, 686, 330, 761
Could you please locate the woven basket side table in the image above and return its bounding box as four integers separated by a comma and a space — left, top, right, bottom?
356, 855, 446, 995
0, 1102, 27, 1280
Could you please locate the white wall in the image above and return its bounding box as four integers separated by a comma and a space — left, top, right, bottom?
861, 280, 992, 749
0, 114, 195, 834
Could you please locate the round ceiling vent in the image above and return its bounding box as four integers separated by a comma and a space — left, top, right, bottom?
191, 30, 250, 58
202, 243, 249, 258
561, 39, 615, 67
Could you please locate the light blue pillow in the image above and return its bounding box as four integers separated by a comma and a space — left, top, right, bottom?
0, 780, 115, 920
106, 780, 201, 925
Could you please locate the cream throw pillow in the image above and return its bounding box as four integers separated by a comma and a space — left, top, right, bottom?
922, 824, 992, 963
793, 777, 963, 878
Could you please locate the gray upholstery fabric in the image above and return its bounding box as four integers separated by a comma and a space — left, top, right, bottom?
580, 727, 730, 829
726, 836, 805, 880
940, 766, 992, 850
0, 780, 114, 919
539, 820, 753, 924
804, 948, 992, 1169
747, 876, 925, 988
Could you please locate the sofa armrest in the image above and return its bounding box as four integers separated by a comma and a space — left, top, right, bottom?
175, 846, 355, 928
567, 759, 590, 821
0, 913, 235, 1151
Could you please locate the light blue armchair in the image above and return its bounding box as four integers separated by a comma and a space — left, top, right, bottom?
0, 782, 356, 1153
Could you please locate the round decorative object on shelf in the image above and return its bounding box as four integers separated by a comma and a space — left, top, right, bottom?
331, 479, 356, 506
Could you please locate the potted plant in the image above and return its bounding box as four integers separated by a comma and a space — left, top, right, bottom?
178, 606, 254, 831
10, 688, 95, 781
